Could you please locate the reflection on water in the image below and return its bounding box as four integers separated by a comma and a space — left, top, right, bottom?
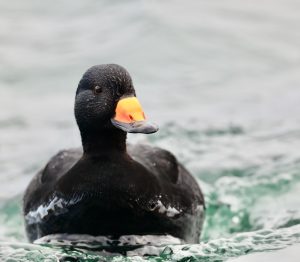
1, 0, 300, 261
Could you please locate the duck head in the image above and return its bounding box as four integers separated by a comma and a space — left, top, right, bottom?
75, 64, 158, 138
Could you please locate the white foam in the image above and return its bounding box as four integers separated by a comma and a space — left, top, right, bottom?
156, 200, 182, 217
34, 234, 184, 256
25, 195, 82, 224
34, 233, 183, 248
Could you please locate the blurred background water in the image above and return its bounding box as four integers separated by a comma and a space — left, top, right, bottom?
1, 0, 300, 261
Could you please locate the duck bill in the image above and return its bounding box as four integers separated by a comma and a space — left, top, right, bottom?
111, 97, 159, 134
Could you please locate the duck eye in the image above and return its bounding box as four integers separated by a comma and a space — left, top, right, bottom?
94, 86, 103, 95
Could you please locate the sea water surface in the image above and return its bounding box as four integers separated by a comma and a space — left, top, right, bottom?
1, 0, 300, 261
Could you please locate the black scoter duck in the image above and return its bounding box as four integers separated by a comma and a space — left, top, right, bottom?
23, 64, 205, 244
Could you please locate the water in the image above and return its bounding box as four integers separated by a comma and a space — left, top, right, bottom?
1, 0, 300, 261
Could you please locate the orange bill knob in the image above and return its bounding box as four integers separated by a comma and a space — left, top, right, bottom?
111, 97, 159, 134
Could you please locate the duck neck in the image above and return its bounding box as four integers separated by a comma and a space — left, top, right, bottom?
80, 127, 127, 155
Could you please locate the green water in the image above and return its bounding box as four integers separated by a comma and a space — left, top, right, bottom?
1, 125, 300, 261
1, 0, 300, 261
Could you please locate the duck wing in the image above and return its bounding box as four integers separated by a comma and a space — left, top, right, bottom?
23, 148, 82, 214
127, 144, 179, 184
